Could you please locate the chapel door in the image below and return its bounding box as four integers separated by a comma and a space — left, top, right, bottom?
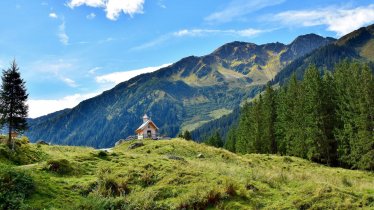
147, 130, 151, 138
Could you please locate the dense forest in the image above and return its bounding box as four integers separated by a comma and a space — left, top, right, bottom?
221, 61, 373, 170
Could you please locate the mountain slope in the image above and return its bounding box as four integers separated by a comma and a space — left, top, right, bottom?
26, 34, 334, 148
273, 24, 374, 85
192, 24, 374, 142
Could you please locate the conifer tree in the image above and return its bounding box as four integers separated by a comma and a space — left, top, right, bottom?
262, 83, 277, 153
205, 131, 223, 148
224, 127, 237, 152
183, 130, 192, 140
0, 60, 28, 149
235, 103, 251, 154
302, 65, 325, 161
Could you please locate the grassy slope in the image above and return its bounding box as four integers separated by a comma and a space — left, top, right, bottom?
1, 139, 373, 209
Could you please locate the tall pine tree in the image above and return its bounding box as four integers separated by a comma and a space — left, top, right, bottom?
0, 60, 28, 149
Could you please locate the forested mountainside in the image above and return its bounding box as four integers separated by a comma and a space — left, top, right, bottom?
193, 24, 374, 143
26, 33, 334, 148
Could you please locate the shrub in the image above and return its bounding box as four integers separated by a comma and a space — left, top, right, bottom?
95, 166, 130, 197
224, 182, 236, 196
0, 143, 44, 165
341, 177, 352, 187
44, 159, 75, 175
97, 150, 108, 158
140, 170, 157, 187
0, 167, 35, 210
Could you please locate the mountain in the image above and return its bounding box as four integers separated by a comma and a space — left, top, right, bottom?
273, 24, 374, 85
26, 34, 334, 148
192, 24, 374, 142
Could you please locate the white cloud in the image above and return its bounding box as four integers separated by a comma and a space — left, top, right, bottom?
30, 59, 80, 88
173, 28, 265, 37
86, 12, 96, 19
96, 63, 172, 85
60, 77, 78, 87
88, 67, 101, 74
67, 0, 144, 21
28, 92, 100, 118
67, 0, 105, 8
133, 27, 266, 51
206, 0, 285, 24
272, 4, 374, 36
58, 21, 69, 45
131, 35, 169, 51
49, 12, 58, 18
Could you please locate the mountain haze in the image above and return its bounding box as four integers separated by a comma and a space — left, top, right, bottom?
26, 34, 335, 148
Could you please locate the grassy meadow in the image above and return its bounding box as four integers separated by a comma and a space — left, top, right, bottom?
0, 137, 373, 209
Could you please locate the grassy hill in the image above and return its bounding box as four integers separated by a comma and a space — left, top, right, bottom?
1, 138, 373, 209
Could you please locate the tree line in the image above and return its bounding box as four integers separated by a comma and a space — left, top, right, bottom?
222, 61, 373, 170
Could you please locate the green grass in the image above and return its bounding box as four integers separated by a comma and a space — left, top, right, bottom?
0, 138, 373, 209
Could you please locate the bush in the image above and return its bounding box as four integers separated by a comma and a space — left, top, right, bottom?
95, 166, 130, 197
97, 150, 108, 159
44, 159, 75, 175
0, 143, 44, 165
0, 167, 35, 210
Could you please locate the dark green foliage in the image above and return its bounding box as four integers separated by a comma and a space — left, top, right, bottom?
180, 130, 192, 140
97, 150, 108, 158
235, 85, 277, 154
230, 61, 373, 170
272, 44, 359, 86
0, 139, 45, 165
205, 131, 223, 148
0, 167, 35, 210
224, 126, 237, 152
44, 159, 75, 175
334, 61, 374, 170
0, 60, 28, 148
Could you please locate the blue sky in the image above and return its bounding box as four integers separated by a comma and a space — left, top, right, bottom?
0, 0, 373, 118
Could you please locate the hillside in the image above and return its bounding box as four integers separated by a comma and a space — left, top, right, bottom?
1, 138, 373, 209
273, 24, 374, 85
193, 24, 374, 142
26, 34, 334, 148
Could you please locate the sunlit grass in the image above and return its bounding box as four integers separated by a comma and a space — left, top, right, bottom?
0, 138, 373, 209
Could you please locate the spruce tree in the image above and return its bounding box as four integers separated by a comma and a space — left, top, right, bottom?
235, 102, 251, 154
303, 65, 325, 161
0, 60, 28, 149
205, 131, 223, 148
183, 130, 192, 140
262, 83, 277, 153
224, 127, 236, 152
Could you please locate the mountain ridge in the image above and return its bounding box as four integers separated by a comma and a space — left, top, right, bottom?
191, 24, 374, 142
26, 33, 335, 148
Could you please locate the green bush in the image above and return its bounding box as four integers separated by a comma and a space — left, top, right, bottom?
0, 167, 35, 210
44, 159, 75, 175
0, 143, 44, 165
94, 166, 130, 197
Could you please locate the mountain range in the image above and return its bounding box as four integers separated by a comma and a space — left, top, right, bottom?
192, 24, 374, 142
26, 24, 374, 148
